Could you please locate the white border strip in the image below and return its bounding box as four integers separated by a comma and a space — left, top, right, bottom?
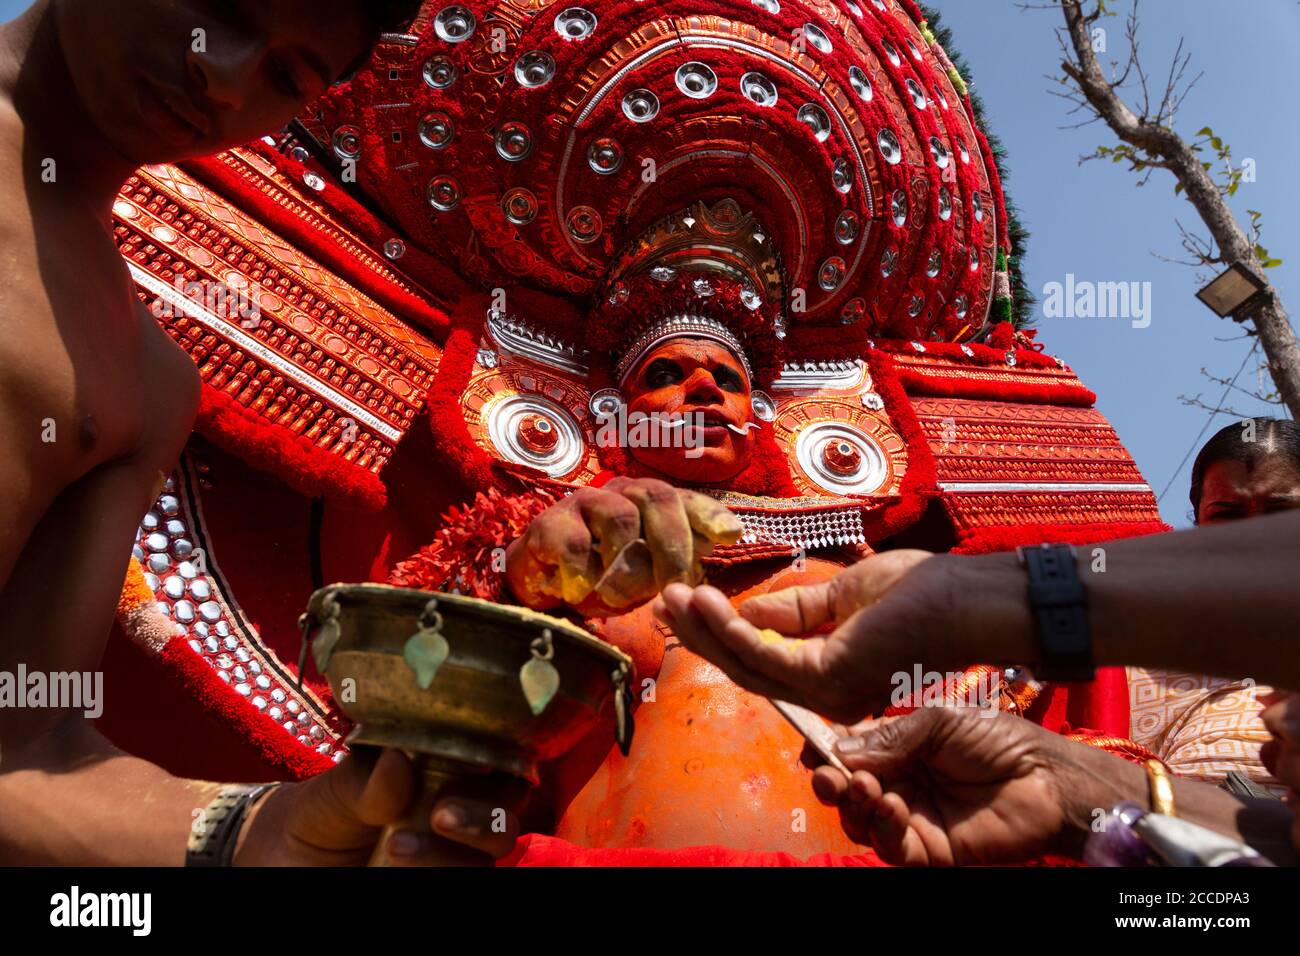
941, 481, 1153, 494
130, 263, 402, 443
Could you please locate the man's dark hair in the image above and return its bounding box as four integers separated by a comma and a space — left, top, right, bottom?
1189, 417, 1300, 519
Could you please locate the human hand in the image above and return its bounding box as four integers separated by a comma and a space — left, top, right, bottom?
737, 548, 934, 634
1259, 691, 1300, 853
505, 478, 741, 616
808, 707, 1124, 865
653, 550, 1033, 724
235, 749, 524, 866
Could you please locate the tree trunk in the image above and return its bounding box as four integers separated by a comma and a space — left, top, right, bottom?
1253, 301, 1300, 419
1060, 0, 1300, 420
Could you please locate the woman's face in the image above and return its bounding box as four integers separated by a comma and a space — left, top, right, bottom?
1197, 456, 1300, 524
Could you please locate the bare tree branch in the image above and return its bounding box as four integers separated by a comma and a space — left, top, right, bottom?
1048, 0, 1300, 419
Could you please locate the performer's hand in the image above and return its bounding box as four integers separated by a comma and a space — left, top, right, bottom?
235, 749, 523, 866
809, 707, 1119, 865
505, 478, 741, 616
653, 550, 1034, 724
1259, 691, 1300, 852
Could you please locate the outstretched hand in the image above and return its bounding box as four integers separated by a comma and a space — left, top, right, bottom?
653, 549, 1030, 723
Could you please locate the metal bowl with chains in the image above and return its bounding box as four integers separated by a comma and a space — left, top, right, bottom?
299, 584, 635, 865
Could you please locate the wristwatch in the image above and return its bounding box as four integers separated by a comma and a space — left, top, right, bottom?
1016, 543, 1094, 682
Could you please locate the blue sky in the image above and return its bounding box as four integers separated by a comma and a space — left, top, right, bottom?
934, 1, 1299, 525
6, 1, 1294, 526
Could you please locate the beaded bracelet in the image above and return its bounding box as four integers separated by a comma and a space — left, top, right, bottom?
186, 783, 279, 867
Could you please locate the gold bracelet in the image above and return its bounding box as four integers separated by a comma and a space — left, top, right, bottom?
1144, 759, 1177, 817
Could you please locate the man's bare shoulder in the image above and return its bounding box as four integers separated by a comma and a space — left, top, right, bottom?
0, 151, 197, 477
0, 93, 22, 160
0, 96, 38, 264
133, 298, 202, 449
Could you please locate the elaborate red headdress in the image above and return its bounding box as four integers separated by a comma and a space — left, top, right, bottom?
279, 0, 1030, 527
314, 0, 1011, 350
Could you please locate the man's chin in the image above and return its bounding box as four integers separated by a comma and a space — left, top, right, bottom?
97, 124, 202, 171
631, 447, 751, 484
131, 135, 234, 166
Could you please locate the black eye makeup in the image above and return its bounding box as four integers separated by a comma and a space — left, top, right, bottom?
713, 365, 743, 392
644, 358, 683, 389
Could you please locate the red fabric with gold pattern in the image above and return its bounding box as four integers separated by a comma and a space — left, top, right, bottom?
112, 157, 445, 509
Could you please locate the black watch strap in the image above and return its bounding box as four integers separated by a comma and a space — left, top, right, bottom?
186, 783, 278, 867
1017, 543, 1095, 682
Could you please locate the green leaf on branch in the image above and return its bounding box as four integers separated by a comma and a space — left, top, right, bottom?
1255, 244, 1283, 269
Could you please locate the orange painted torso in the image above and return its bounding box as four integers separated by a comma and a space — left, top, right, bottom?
545, 557, 864, 856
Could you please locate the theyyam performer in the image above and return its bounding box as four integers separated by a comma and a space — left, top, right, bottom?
96, 0, 1233, 864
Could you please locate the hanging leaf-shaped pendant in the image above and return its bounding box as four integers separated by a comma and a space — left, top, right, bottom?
519, 657, 560, 715
614, 685, 634, 756
404, 628, 450, 689
312, 618, 341, 673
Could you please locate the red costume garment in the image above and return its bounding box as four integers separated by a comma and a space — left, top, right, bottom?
100, 0, 1167, 864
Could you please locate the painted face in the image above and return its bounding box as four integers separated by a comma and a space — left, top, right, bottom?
622, 338, 756, 483
54, 0, 375, 163
1197, 456, 1300, 524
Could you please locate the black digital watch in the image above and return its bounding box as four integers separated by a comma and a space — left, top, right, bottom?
1016, 543, 1095, 683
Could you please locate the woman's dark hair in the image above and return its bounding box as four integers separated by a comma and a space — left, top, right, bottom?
1189, 417, 1300, 519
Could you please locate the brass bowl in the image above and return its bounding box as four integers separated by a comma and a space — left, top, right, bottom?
303, 584, 633, 786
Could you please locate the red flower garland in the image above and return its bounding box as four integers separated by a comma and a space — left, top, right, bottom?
422, 322, 503, 495
859, 348, 940, 540
388, 488, 557, 600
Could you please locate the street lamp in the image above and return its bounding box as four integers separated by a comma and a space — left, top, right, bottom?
1196, 262, 1270, 321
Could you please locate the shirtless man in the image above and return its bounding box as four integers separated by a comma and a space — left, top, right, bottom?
0, 0, 517, 866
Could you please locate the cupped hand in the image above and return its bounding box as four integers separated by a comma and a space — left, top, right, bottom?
654, 548, 1036, 723
235, 749, 524, 866
653, 550, 978, 723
